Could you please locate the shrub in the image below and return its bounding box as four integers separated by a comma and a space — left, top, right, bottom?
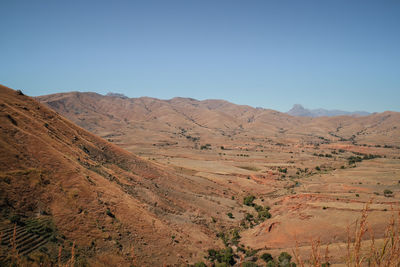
279, 252, 296, 266
9, 214, 24, 225
220, 247, 236, 265
207, 249, 218, 261
279, 252, 292, 263
278, 167, 287, 173
227, 212, 234, 219
245, 213, 254, 221
245, 248, 258, 257
106, 208, 115, 218
257, 209, 271, 220
206, 247, 237, 267
384, 189, 393, 197
243, 195, 256, 206
261, 253, 273, 263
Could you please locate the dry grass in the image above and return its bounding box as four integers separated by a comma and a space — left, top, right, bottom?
346, 201, 371, 266
58, 245, 62, 266
131, 245, 137, 267
293, 238, 330, 267
293, 201, 400, 267
346, 203, 400, 266
10, 224, 19, 266
2, 207, 399, 266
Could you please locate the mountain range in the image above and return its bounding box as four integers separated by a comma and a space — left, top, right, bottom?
37, 91, 400, 148
287, 104, 371, 117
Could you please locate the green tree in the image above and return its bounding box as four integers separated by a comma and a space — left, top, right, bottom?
243, 195, 256, 206
278, 252, 293, 267
261, 253, 273, 263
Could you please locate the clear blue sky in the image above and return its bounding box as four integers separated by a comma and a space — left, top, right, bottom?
1, 0, 399, 112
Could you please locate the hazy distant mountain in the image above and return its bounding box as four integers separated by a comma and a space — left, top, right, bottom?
287, 104, 371, 117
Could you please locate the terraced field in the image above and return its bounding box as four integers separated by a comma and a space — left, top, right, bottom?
0, 217, 55, 263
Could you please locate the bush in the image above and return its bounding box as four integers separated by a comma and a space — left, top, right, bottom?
106, 208, 115, 218
384, 189, 393, 197
261, 253, 273, 263
276, 251, 296, 266
278, 167, 287, 173
227, 212, 234, 219
231, 229, 240, 243
9, 214, 24, 225
257, 209, 271, 220
243, 195, 256, 206
254, 204, 263, 212
207, 247, 236, 266
193, 262, 207, 267
207, 249, 218, 261
279, 252, 292, 264
245, 213, 254, 221
245, 248, 258, 259
220, 247, 236, 266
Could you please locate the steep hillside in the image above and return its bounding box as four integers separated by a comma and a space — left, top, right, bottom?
0, 85, 242, 266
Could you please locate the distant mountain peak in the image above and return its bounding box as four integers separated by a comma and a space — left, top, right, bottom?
287, 104, 313, 117
287, 104, 371, 117
292, 104, 304, 109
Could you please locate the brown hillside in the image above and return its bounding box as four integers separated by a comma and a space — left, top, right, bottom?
0, 85, 243, 266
